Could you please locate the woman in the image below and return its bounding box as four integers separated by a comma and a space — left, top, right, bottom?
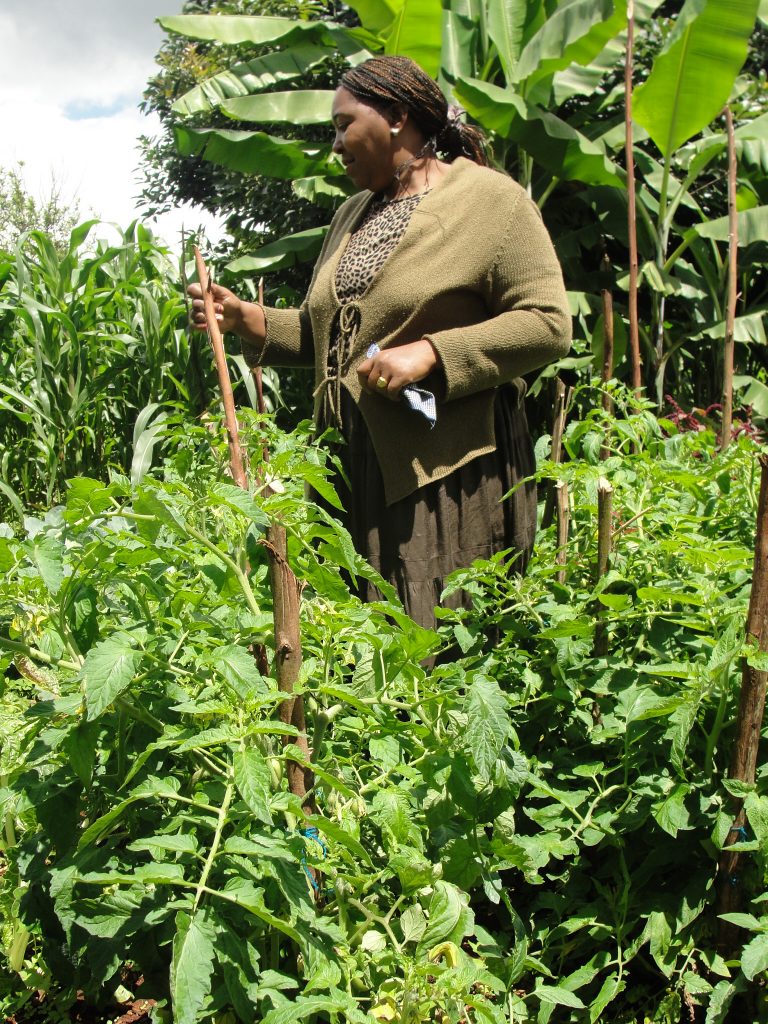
189, 55, 571, 629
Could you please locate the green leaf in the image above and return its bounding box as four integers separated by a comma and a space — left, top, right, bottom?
344, 0, 401, 34
441, 8, 480, 83
172, 45, 336, 117
233, 747, 273, 824
417, 881, 465, 952
643, 911, 675, 977
454, 77, 624, 186
692, 204, 768, 245
31, 535, 64, 595
261, 993, 367, 1024
204, 644, 267, 700
174, 126, 336, 180
129, 834, 199, 856
208, 482, 270, 528
221, 90, 335, 125
371, 787, 416, 845
382, 0, 443, 77
514, 0, 626, 87
741, 932, 768, 981
536, 985, 585, 1009
159, 14, 333, 46
653, 784, 691, 837
226, 227, 328, 276
633, 0, 759, 157
589, 972, 623, 1023
705, 980, 737, 1024
465, 675, 510, 779
83, 635, 142, 720
171, 910, 217, 1024
400, 904, 428, 944
486, 0, 528, 82
131, 404, 169, 486
745, 793, 768, 845
302, 815, 373, 866
62, 721, 99, 786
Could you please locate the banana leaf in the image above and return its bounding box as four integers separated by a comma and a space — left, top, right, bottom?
225, 227, 329, 275
220, 91, 335, 126
174, 127, 338, 179
633, 0, 760, 157
171, 46, 337, 117
454, 77, 625, 186
382, 0, 443, 76
513, 0, 626, 88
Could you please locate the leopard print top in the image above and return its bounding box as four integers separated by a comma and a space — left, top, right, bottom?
320, 190, 429, 428
335, 191, 429, 301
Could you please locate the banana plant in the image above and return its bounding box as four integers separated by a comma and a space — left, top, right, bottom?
160, 0, 642, 276
629, 0, 761, 399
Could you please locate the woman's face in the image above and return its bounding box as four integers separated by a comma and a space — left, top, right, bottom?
331, 87, 398, 193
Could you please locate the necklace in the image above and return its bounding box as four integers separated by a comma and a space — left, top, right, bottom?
382, 143, 436, 202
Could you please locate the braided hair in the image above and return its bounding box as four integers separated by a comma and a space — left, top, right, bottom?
339, 56, 488, 166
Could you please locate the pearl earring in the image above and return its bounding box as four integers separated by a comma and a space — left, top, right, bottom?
390, 128, 400, 136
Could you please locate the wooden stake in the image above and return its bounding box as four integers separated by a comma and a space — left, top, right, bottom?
193, 248, 315, 824
193, 247, 248, 490
596, 478, 613, 580
600, 281, 615, 461
624, 0, 642, 397
555, 481, 570, 584
594, 477, 614, 658
254, 277, 267, 418
717, 455, 768, 951
720, 106, 738, 451
542, 379, 571, 529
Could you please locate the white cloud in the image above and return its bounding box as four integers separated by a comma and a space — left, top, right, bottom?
0, 1, 225, 249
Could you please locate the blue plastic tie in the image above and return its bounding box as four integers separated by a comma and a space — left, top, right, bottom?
729, 825, 750, 842
299, 826, 328, 892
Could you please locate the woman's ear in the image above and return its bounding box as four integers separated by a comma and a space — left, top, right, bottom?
387, 105, 408, 136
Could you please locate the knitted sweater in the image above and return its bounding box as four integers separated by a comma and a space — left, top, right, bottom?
246, 157, 571, 505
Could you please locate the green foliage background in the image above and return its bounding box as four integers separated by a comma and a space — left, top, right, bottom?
1, 0, 768, 1019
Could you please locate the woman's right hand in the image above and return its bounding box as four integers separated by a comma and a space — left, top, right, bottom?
188, 281, 243, 335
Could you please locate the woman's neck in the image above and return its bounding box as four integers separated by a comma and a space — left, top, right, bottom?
384, 153, 448, 201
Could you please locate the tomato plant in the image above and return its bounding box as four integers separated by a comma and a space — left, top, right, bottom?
1, 390, 767, 1023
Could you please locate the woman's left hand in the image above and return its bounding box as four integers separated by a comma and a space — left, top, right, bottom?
357, 339, 440, 400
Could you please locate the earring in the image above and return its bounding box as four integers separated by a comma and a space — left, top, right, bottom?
390, 128, 400, 136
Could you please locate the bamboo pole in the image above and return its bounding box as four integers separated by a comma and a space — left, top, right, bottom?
193, 248, 315, 821
542, 379, 571, 529
720, 106, 738, 451
624, 0, 642, 397
717, 455, 768, 952
555, 481, 570, 585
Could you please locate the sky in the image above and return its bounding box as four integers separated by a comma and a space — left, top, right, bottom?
0, 0, 224, 248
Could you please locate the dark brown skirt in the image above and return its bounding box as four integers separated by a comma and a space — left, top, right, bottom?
325, 382, 537, 630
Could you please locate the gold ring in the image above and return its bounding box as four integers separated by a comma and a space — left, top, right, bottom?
376, 376, 388, 390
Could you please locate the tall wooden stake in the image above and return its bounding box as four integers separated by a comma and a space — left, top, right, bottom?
721, 106, 738, 451
542, 379, 571, 529
594, 477, 614, 658
717, 455, 768, 952
625, 0, 642, 396
194, 247, 247, 489
600, 279, 615, 461
555, 481, 570, 585
193, 247, 315, 821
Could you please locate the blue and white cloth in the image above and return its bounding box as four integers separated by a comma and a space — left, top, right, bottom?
366, 343, 437, 429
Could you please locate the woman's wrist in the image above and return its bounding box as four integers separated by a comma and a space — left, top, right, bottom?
234, 300, 267, 348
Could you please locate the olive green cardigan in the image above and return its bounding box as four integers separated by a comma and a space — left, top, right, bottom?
245, 157, 571, 505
